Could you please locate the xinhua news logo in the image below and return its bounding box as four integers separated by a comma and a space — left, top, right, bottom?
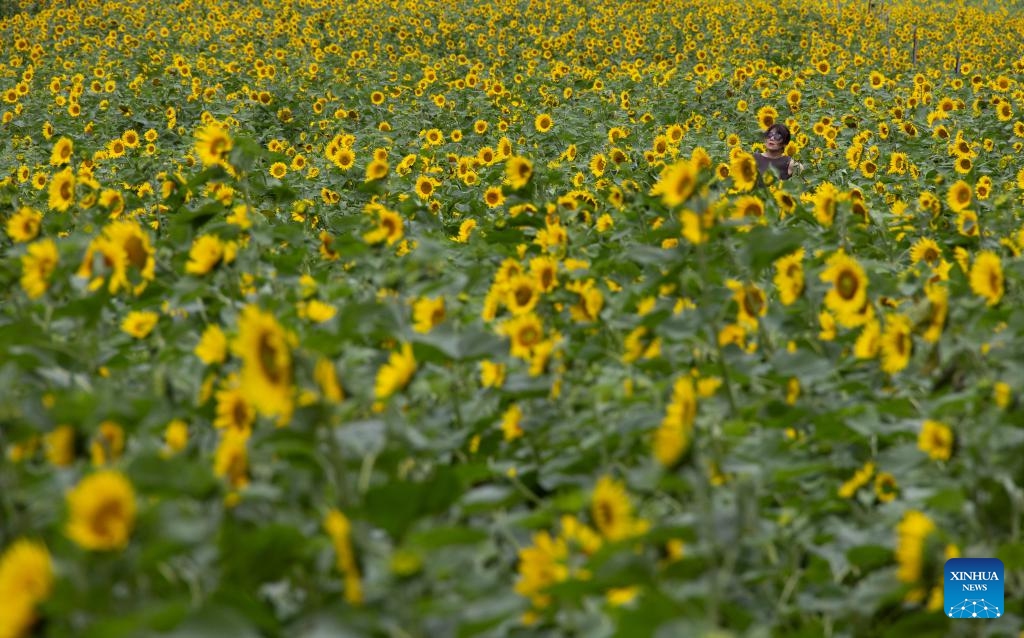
944, 558, 1003, 619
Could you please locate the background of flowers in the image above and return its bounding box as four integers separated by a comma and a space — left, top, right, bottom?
2, 0, 1024, 636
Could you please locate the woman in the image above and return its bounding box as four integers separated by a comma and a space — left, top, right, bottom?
755, 123, 802, 181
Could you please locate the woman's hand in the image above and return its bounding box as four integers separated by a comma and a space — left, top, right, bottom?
788, 158, 803, 176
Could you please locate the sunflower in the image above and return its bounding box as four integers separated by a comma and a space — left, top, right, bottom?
650, 157, 698, 207
0, 535, 54, 604
82, 220, 156, 295
534, 113, 553, 133
918, 191, 940, 216
194, 122, 233, 167
879, 313, 913, 374
412, 297, 445, 334
918, 420, 953, 461
195, 324, 228, 365
121, 129, 139, 148
20, 238, 59, 299
622, 326, 661, 363
44, 425, 75, 467
505, 275, 540, 315
333, 147, 355, 171
730, 151, 757, 191
6, 206, 42, 243
499, 312, 544, 358
853, 319, 881, 359
820, 251, 869, 326
414, 175, 440, 200
65, 470, 137, 551
0, 538, 54, 636
909, 237, 942, 265
732, 194, 764, 220
324, 509, 364, 605
654, 376, 697, 466
364, 159, 388, 181
269, 162, 287, 178
976, 175, 992, 200
969, 250, 1004, 306
363, 205, 404, 246
374, 342, 417, 400
500, 404, 524, 441
121, 310, 158, 339
895, 510, 936, 586
107, 139, 126, 158
497, 136, 513, 159
785, 89, 801, 110
48, 167, 75, 211
214, 382, 255, 433
232, 305, 295, 420
756, 105, 778, 129
946, 180, 972, 212
515, 530, 569, 610
529, 256, 558, 292
773, 248, 805, 305
591, 476, 646, 541
506, 156, 533, 189
838, 461, 875, 498
727, 280, 767, 328
478, 146, 496, 164
874, 473, 898, 503
186, 234, 235, 275
50, 136, 73, 166
214, 428, 250, 489
99, 189, 125, 217
318, 230, 340, 261
484, 186, 505, 208
89, 421, 124, 466
453, 219, 476, 243
566, 279, 603, 323
922, 283, 948, 343
886, 152, 909, 175
652, 135, 669, 157
811, 182, 840, 227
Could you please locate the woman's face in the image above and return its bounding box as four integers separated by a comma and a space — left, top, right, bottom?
765, 128, 786, 153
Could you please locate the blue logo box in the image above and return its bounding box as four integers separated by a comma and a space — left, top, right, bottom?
944, 558, 1004, 619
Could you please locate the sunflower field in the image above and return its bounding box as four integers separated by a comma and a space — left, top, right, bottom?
2, 0, 1024, 635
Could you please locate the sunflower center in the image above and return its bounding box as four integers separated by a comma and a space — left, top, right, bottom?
596, 500, 615, 530
518, 326, 539, 346
741, 160, 756, 182
673, 173, 693, 199
258, 333, 284, 384
60, 180, 73, 200
743, 288, 764, 317
895, 333, 908, 356
91, 499, 124, 538
123, 235, 148, 269
232, 398, 250, 429
514, 285, 533, 306
210, 138, 226, 159
837, 270, 859, 300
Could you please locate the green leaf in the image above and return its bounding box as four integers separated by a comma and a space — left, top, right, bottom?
739, 226, 806, 273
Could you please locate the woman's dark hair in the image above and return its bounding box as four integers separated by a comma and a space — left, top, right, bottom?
763, 123, 791, 145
